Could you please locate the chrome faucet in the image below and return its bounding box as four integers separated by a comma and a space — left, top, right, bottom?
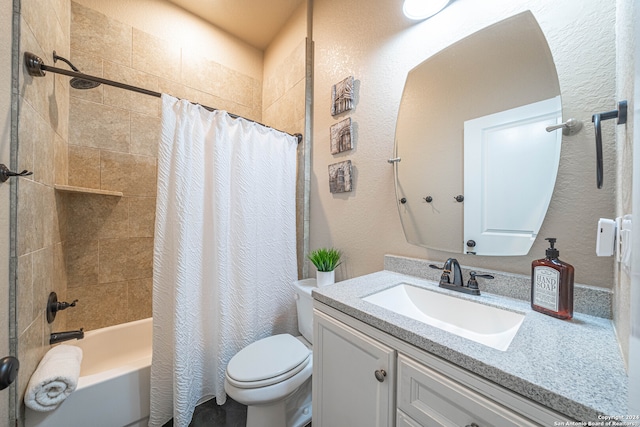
50, 329, 84, 345
429, 259, 493, 296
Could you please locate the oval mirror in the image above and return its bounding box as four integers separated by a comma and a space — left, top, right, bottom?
394, 11, 562, 256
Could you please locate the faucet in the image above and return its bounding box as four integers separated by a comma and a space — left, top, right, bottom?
50, 329, 84, 345
429, 259, 493, 295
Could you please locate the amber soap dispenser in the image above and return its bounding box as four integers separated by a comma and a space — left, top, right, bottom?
531, 238, 574, 319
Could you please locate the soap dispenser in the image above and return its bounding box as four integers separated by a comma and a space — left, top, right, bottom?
531, 238, 574, 319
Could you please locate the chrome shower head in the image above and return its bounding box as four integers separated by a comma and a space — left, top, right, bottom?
52, 51, 101, 90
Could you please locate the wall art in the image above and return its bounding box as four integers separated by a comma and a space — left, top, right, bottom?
328, 160, 353, 193
330, 117, 353, 154
331, 76, 354, 116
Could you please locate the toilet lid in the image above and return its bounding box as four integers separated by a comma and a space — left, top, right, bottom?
227, 334, 311, 384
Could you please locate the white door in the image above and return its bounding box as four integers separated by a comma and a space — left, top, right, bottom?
313, 310, 395, 427
463, 96, 562, 255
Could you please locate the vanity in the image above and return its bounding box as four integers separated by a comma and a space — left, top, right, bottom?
311, 256, 628, 426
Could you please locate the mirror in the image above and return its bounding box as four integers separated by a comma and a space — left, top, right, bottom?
394, 11, 561, 256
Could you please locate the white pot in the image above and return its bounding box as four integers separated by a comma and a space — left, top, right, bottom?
316, 270, 335, 287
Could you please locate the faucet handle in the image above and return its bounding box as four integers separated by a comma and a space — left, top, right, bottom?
467, 271, 494, 291
429, 263, 451, 284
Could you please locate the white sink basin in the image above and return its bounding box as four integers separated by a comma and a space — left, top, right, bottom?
362, 284, 525, 351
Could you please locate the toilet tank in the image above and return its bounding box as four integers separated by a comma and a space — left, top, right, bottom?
294, 278, 316, 344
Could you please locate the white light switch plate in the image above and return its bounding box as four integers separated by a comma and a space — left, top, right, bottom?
596, 218, 616, 257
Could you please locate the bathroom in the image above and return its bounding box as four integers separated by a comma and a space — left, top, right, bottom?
0, 0, 638, 425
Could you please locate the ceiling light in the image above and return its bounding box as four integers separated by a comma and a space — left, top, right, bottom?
403, 0, 451, 20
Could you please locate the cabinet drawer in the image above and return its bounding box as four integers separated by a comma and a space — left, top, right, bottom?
398, 354, 539, 427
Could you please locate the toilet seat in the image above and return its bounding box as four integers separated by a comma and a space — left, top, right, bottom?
226, 334, 311, 389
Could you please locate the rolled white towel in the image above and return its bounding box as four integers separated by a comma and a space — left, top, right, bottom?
24, 345, 83, 412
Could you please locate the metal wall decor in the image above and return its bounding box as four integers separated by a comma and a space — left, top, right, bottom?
331, 76, 354, 116
330, 118, 353, 154
328, 160, 353, 193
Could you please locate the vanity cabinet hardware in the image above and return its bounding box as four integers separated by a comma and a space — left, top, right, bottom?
0, 164, 33, 182
423, 196, 433, 203
465, 423, 480, 427
387, 157, 402, 164
454, 195, 464, 202
399, 198, 407, 204
374, 369, 387, 382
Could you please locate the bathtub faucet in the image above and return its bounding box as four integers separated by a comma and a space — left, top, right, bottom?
50, 328, 84, 345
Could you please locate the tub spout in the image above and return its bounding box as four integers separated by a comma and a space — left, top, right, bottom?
50, 329, 84, 345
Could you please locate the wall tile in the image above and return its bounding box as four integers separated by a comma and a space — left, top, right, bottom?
71, 1, 132, 67
32, 246, 54, 318
17, 316, 46, 405
98, 238, 129, 284
68, 145, 100, 189
132, 29, 181, 82
66, 281, 128, 331
130, 113, 160, 157
17, 100, 36, 181
129, 197, 156, 238
100, 151, 157, 196
54, 133, 68, 185
127, 278, 152, 322
53, 72, 70, 142
63, 193, 128, 241
66, 239, 99, 288
103, 61, 159, 117
17, 254, 33, 337
17, 180, 45, 256
69, 97, 130, 152
126, 237, 153, 280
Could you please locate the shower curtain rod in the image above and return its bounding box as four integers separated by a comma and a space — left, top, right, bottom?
24, 52, 303, 144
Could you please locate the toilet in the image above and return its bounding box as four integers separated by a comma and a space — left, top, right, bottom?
224, 278, 315, 427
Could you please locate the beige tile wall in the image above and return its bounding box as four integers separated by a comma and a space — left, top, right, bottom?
64, 1, 264, 331
262, 41, 307, 277
16, 0, 70, 420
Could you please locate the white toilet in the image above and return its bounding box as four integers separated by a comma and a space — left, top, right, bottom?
224, 278, 315, 427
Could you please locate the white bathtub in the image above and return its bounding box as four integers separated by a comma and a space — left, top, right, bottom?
25, 318, 152, 427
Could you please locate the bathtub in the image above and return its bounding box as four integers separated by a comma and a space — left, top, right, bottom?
25, 318, 152, 427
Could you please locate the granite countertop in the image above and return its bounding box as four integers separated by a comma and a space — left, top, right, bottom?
312, 270, 628, 422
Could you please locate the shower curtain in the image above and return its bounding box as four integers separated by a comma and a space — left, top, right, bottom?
149, 94, 299, 427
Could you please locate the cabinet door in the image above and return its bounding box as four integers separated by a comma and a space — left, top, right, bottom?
313, 310, 396, 427
398, 354, 539, 427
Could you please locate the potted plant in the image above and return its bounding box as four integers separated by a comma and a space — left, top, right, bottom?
308, 248, 342, 287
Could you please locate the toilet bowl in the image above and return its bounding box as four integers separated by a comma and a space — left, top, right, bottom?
224, 278, 316, 427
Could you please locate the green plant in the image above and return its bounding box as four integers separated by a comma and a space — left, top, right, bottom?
307, 248, 342, 272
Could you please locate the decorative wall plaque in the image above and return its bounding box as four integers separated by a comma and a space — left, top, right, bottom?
328, 160, 353, 193
331, 76, 354, 116
330, 118, 353, 154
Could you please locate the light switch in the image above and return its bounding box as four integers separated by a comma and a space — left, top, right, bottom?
596, 218, 616, 257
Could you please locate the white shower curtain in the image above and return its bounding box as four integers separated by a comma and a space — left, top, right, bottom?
149, 94, 299, 427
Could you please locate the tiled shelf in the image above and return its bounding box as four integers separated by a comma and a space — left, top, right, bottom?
54, 184, 123, 197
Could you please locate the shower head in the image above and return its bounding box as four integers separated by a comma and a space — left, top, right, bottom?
52, 51, 101, 90
69, 77, 101, 90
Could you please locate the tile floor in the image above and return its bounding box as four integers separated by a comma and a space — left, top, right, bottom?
161, 398, 312, 426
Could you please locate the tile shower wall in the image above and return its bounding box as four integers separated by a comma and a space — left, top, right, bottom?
65, 1, 263, 331
262, 40, 307, 277
15, 0, 70, 420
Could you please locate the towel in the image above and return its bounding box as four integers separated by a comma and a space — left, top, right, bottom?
24, 345, 83, 412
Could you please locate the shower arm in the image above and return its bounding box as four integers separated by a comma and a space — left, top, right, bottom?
24, 51, 303, 144
52, 51, 80, 72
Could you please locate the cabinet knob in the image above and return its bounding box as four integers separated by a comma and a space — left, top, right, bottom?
465, 423, 480, 427
374, 369, 386, 382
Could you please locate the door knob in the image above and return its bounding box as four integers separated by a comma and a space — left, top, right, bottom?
374, 369, 386, 382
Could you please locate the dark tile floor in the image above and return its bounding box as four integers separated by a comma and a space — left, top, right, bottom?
161, 398, 312, 427
162, 398, 247, 427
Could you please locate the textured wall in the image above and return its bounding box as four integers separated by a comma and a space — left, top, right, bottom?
311, 0, 617, 288
15, 0, 70, 422
64, 1, 264, 331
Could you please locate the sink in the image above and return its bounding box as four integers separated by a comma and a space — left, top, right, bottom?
362, 284, 525, 351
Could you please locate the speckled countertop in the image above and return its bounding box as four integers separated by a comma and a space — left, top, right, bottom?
312, 270, 628, 422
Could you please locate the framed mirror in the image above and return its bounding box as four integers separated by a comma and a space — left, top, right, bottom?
393, 11, 562, 256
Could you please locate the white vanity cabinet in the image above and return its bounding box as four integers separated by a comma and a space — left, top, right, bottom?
313, 304, 571, 427
313, 309, 396, 427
